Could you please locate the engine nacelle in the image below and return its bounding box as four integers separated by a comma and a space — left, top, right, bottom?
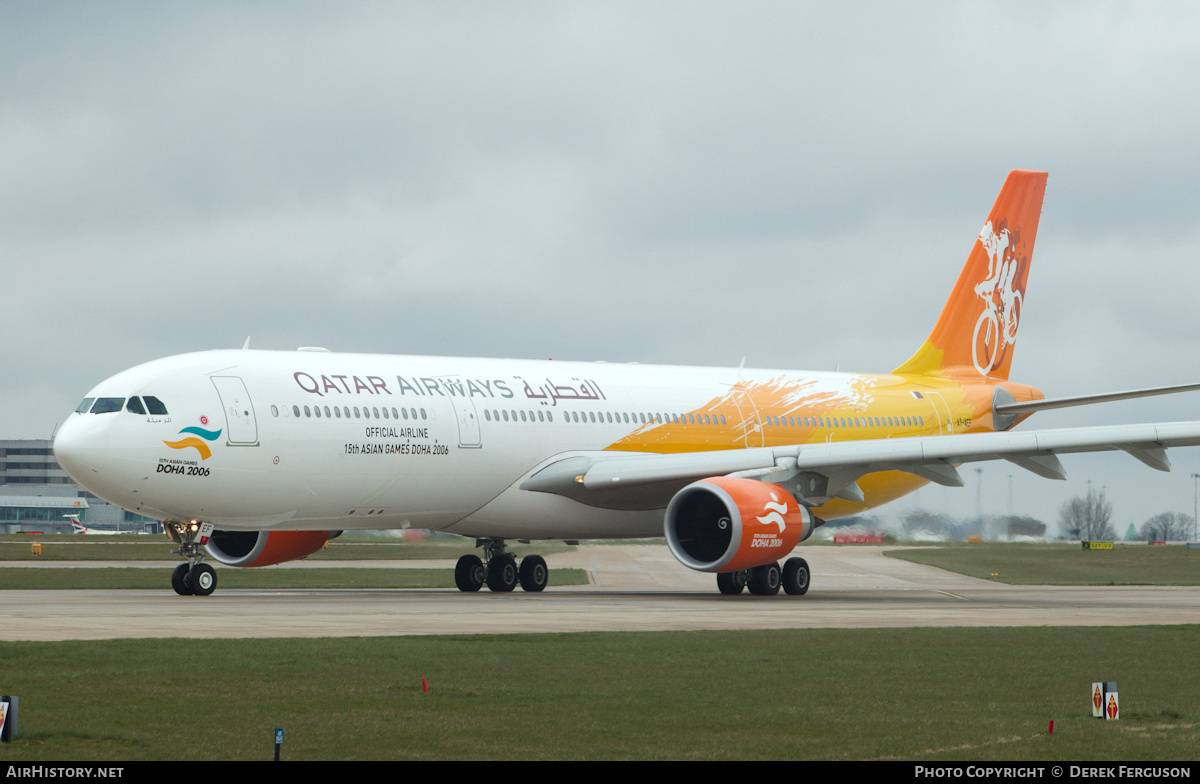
664, 477, 813, 572
205, 530, 340, 567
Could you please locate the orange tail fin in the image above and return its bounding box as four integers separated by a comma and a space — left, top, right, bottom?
893, 169, 1048, 380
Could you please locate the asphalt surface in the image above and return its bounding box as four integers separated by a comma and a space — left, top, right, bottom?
4, 545, 1200, 641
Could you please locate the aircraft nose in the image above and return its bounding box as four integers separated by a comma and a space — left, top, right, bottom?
53, 415, 108, 485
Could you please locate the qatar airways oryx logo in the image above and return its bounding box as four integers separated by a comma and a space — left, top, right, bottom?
971, 220, 1025, 375
163, 425, 223, 461
755, 493, 790, 534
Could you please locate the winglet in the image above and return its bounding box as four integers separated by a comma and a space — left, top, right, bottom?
893, 170, 1048, 380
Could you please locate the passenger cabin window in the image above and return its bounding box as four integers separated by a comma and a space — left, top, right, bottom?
90, 398, 124, 414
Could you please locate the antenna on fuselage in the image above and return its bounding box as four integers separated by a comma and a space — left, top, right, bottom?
242, 336, 251, 350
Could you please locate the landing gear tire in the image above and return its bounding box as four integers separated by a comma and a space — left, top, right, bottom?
486, 553, 519, 593
455, 554, 486, 592
171, 563, 193, 596
185, 563, 217, 597
716, 570, 748, 595
747, 562, 782, 596
166, 521, 215, 596
782, 557, 811, 596
519, 555, 549, 592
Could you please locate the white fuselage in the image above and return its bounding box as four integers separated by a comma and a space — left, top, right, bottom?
53, 349, 958, 540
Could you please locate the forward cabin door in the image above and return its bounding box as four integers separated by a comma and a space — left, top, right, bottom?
211, 376, 259, 446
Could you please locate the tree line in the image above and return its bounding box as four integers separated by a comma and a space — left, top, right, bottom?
1057, 486, 1195, 541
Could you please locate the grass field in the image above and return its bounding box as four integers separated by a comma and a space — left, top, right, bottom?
0, 533, 573, 562
5, 536, 1198, 590
3, 539, 1198, 760
887, 542, 1200, 585
0, 534, 587, 589
0, 533, 589, 589
0, 567, 590, 590
0, 626, 1196, 760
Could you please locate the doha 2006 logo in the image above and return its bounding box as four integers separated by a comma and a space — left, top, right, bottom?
163, 423, 223, 461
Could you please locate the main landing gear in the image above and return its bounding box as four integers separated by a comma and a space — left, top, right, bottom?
455, 539, 549, 593
717, 557, 810, 597
165, 521, 218, 596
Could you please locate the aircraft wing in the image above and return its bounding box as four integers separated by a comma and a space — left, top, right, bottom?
522, 421, 1200, 509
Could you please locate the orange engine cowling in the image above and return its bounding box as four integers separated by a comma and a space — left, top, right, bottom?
664, 477, 813, 572
205, 530, 340, 567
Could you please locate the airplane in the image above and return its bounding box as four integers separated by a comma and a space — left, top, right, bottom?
64, 514, 131, 535
51, 170, 1200, 597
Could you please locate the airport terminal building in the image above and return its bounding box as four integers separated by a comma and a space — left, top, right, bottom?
0, 439, 158, 533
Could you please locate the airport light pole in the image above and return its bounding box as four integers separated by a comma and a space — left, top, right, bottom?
975, 467, 983, 519
1192, 473, 1199, 542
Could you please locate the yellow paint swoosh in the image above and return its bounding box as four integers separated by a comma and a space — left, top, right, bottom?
163, 437, 212, 461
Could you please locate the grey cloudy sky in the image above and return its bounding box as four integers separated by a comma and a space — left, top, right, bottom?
5, 2, 1200, 533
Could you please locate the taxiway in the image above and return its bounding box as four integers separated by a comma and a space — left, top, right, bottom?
3, 545, 1198, 641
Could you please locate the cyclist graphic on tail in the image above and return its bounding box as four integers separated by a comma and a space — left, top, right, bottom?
971, 219, 1024, 375
891, 169, 1045, 382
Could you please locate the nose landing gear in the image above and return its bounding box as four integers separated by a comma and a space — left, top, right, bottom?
165, 521, 218, 596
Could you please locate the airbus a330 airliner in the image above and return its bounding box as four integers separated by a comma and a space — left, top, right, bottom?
53, 170, 1200, 597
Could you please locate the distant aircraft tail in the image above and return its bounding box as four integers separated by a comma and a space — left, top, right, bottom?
66, 515, 85, 534
893, 169, 1048, 380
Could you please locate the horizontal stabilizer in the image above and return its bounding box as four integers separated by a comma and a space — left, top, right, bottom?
994, 382, 1200, 415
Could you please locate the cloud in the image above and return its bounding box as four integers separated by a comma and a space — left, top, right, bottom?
4, 2, 1200, 525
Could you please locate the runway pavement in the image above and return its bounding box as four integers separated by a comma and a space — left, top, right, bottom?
4, 545, 1200, 641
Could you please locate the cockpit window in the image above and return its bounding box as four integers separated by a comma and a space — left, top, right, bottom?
90, 398, 125, 414
125, 397, 147, 415
143, 396, 168, 415
75, 398, 95, 414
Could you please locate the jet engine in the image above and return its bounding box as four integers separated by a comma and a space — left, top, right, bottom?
205, 529, 340, 567
664, 477, 813, 572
